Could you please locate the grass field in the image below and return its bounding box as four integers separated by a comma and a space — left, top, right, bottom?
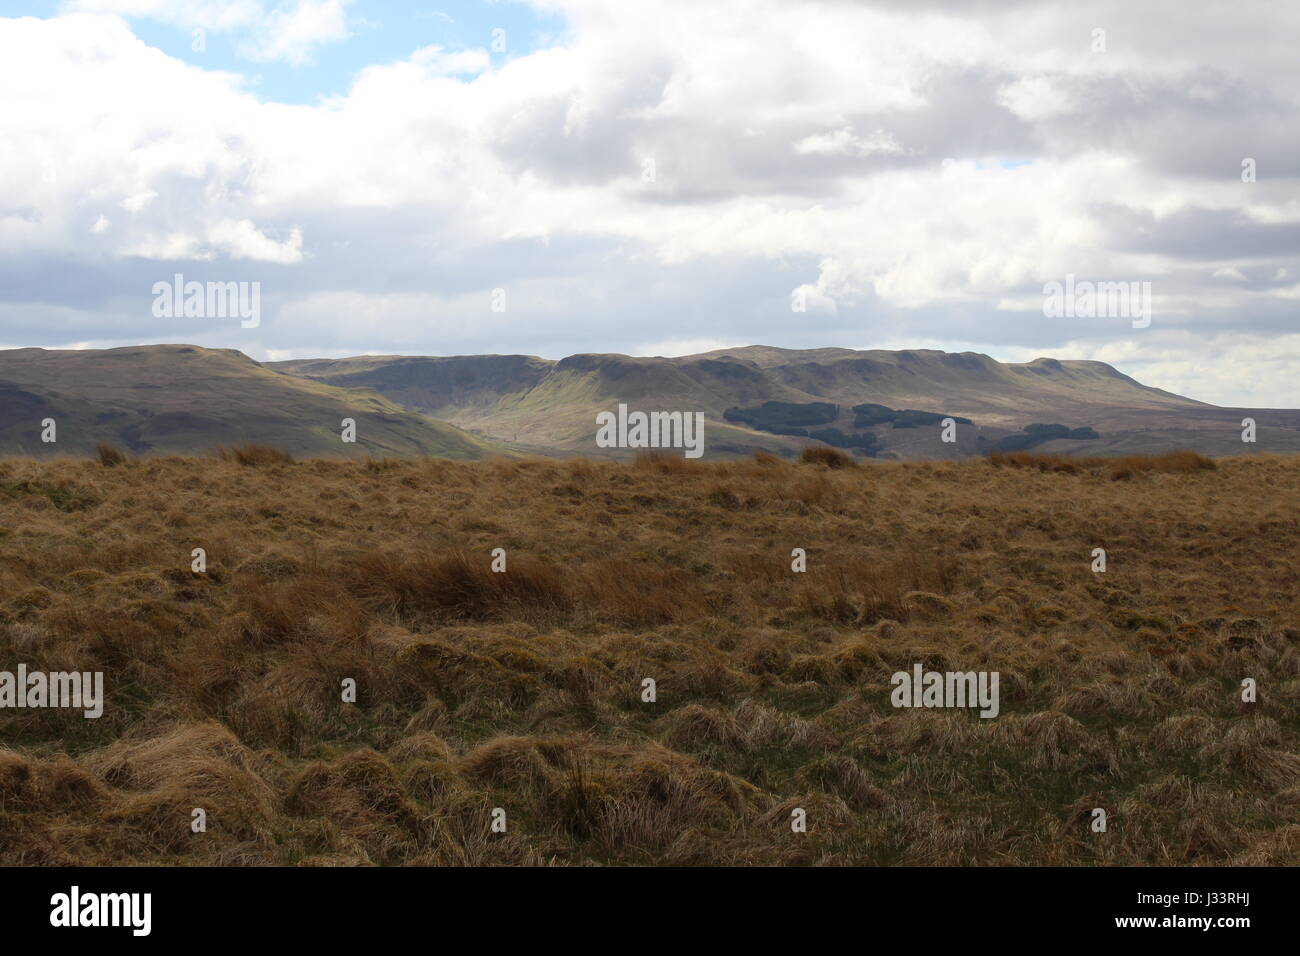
1, 449, 1297, 865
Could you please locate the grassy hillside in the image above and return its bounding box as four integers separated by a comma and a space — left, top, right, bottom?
1, 451, 1296, 865
0, 346, 502, 460
4, 344, 1296, 462
273, 346, 1300, 459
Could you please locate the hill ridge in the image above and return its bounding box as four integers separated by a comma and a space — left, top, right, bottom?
1, 343, 1295, 460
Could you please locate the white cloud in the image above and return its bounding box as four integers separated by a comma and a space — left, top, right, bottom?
121, 191, 159, 213
410, 44, 492, 76
207, 219, 303, 262
997, 332, 1300, 409
238, 0, 350, 65
4, 1, 1300, 406
122, 231, 206, 259
996, 75, 1077, 122
63, 0, 353, 63
633, 337, 739, 358
65, 1, 267, 31
793, 127, 903, 158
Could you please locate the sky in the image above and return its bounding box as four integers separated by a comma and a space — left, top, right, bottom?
0, 0, 1297, 407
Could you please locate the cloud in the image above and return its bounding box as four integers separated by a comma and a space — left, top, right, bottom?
3, 1, 1299, 407
793, 127, 904, 158
238, 0, 350, 65
997, 331, 1300, 409
208, 219, 304, 262
1213, 266, 1246, 281
634, 337, 741, 358
65, 1, 267, 31
996, 76, 1077, 122
63, 0, 354, 64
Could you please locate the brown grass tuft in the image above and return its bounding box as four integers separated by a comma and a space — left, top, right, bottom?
95, 442, 128, 467
989, 449, 1216, 479
798, 445, 857, 468
351, 549, 572, 624
632, 451, 706, 475
1107, 449, 1216, 480
217, 443, 294, 466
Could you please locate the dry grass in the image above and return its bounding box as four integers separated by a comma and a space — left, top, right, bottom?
217, 444, 295, 467
95, 443, 127, 468
989, 449, 1216, 480
799, 446, 857, 469
0, 451, 1296, 866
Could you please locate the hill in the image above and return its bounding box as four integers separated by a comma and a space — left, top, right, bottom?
272, 346, 1300, 459
0, 345, 502, 460
2, 343, 1296, 461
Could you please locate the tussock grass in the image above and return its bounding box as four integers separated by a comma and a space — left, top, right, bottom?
632, 451, 708, 475
989, 449, 1216, 479
350, 549, 572, 624
799, 446, 857, 469
95, 443, 128, 468
1107, 450, 1217, 479
0, 452, 1295, 865
217, 443, 294, 467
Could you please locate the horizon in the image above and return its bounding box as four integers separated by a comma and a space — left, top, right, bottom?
0, 339, 1274, 411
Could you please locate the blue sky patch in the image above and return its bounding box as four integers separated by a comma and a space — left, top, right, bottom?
13, 1, 569, 103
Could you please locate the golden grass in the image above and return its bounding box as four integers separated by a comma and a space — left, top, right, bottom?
989, 449, 1216, 479
0, 451, 1296, 865
798, 446, 857, 469
95, 443, 128, 468
217, 443, 295, 467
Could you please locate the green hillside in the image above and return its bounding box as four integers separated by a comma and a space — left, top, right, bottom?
272, 346, 1300, 460
0, 345, 503, 460
2, 344, 1294, 462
